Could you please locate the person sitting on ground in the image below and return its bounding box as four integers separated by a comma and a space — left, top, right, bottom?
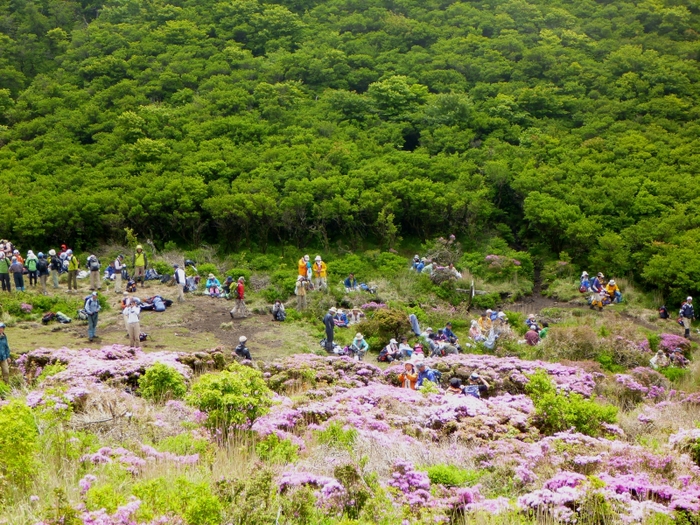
344, 273, 358, 292
447, 263, 462, 279
526, 313, 540, 332
378, 338, 401, 362
206, 273, 221, 297
415, 257, 425, 273
415, 361, 438, 388
421, 259, 434, 275
591, 272, 605, 293
524, 326, 540, 346
590, 287, 609, 311
443, 322, 459, 345
349, 332, 369, 360
411, 255, 421, 272
334, 309, 349, 327
539, 322, 549, 339
478, 312, 492, 333
659, 305, 670, 319
469, 320, 484, 342
398, 362, 418, 389
605, 279, 622, 303
669, 348, 689, 368
234, 336, 252, 360
494, 311, 510, 336
348, 307, 364, 325
580, 271, 590, 292
649, 349, 669, 370
271, 300, 286, 322
222, 276, 234, 298
421, 326, 434, 340
464, 373, 490, 398
446, 377, 466, 396
398, 336, 413, 359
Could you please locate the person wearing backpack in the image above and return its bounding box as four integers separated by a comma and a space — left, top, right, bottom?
113, 254, 124, 293
25, 250, 38, 287
84, 291, 101, 342
87, 255, 101, 291
0, 252, 11, 292
36, 253, 49, 295
0, 323, 10, 383
10, 257, 24, 292
415, 361, 439, 388
67, 250, 79, 293
132, 245, 148, 288
681, 296, 695, 339
173, 264, 186, 302
48, 249, 61, 288
229, 277, 249, 318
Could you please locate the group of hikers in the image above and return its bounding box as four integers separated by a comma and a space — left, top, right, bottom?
397, 362, 490, 398
411, 255, 462, 279
579, 271, 622, 310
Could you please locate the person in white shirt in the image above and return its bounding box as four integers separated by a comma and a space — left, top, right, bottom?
114, 254, 124, 293
125, 299, 141, 348
174, 264, 186, 302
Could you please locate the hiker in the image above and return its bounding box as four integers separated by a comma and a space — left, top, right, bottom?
421, 326, 434, 340
67, 249, 79, 293
524, 326, 540, 346
443, 322, 459, 345
174, 264, 186, 302
12, 250, 23, 265
132, 245, 148, 288
344, 273, 358, 292
349, 307, 364, 325
312, 256, 327, 291
399, 336, 413, 359
114, 255, 125, 293
25, 251, 38, 287
49, 250, 61, 288
591, 272, 605, 293
323, 307, 336, 352
0, 323, 9, 383
447, 263, 462, 279
579, 271, 590, 292
349, 332, 369, 360
124, 299, 142, 348
229, 277, 249, 318
415, 361, 438, 388
421, 260, 434, 275
539, 322, 549, 339
409, 313, 421, 336
334, 309, 349, 327
295, 275, 309, 310
206, 273, 221, 297
87, 255, 101, 290
605, 279, 621, 303
478, 312, 492, 333
222, 276, 234, 298
378, 339, 401, 362
659, 305, 669, 319
398, 362, 418, 390
411, 255, 421, 271
446, 377, 466, 396
36, 253, 49, 295
681, 296, 695, 339
526, 314, 539, 332
10, 257, 24, 292
464, 373, 490, 398
590, 287, 609, 310
298, 254, 310, 278
0, 253, 10, 292
649, 349, 669, 370
84, 291, 101, 342
494, 311, 510, 336
235, 336, 252, 360
272, 300, 286, 321
669, 348, 689, 368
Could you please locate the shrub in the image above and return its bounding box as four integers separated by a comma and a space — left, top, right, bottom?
660, 367, 689, 383
86, 484, 126, 514
152, 260, 173, 276
186, 362, 273, 431
225, 267, 252, 283
138, 363, 188, 402
471, 292, 499, 310
326, 254, 370, 279
197, 263, 220, 279
133, 476, 222, 525
158, 432, 211, 456
314, 421, 357, 451
424, 464, 482, 487
256, 434, 299, 464
36, 363, 67, 384
0, 400, 39, 492
358, 308, 410, 344
373, 252, 408, 275
525, 370, 617, 437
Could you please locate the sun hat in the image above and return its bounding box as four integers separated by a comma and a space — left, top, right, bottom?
239, 336, 247, 342
609, 280, 615, 285
688, 296, 693, 301
337, 309, 344, 314
425, 327, 433, 332
355, 333, 363, 340
315, 255, 322, 261
0, 323, 5, 328
390, 338, 397, 344
173, 264, 179, 268
470, 372, 480, 380
92, 291, 98, 296
330, 307, 337, 313
304, 255, 309, 261
136, 245, 143, 250
49, 249, 56, 256
66, 249, 72, 255
208, 273, 215, 279
238, 276, 245, 282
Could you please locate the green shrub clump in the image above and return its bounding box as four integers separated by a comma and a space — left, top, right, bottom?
256, 433, 299, 464
186, 362, 273, 431
138, 363, 188, 402
314, 421, 357, 451
525, 370, 617, 437
133, 476, 222, 525
424, 464, 482, 487
0, 400, 39, 492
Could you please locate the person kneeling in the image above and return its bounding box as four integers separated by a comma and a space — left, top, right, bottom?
378, 339, 401, 362
271, 300, 286, 322
234, 335, 252, 360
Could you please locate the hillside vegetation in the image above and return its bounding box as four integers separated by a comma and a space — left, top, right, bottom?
2, 0, 700, 300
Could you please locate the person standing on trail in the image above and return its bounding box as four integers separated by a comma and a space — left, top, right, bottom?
132, 245, 148, 288
84, 291, 101, 342
0, 252, 10, 292
10, 257, 25, 292
298, 254, 310, 278
49, 249, 61, 288
323, 307, 337, 352
229, 277, 249, 318
0, 323, 9, 383
312, 256, 327, 291
36, 253, 49, 295
125, 299, 141, 348
87, 255, 101, 291
174, 264, 186, 303
295, 275, 309, 310
25, 250, 38, 287
681, 296, 695, 339
67, 249, 79, 293
113, 254, 125, 293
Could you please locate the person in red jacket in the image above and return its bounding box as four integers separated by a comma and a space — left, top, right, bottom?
229, 277, 250, 319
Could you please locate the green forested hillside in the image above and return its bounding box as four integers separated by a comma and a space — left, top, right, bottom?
2, 0, 700, 297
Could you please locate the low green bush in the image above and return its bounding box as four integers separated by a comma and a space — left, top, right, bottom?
471, 292, 499, 310
36, 363, 67, 384
133, 476, 222, 525
314, 421, 357, 451
197, 263, 220, 279
158, 432, 210, 456
138, 363, 187, 402
0, 400, 39, 492
424, 464, 482, 487
660, 367, 689, 383
225, 268, 252, 283
255, 433, 299, 464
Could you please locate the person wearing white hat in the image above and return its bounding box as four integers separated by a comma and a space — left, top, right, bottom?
124, 298, 142, 348
113, 254, 125, 294
323, 307, 337, 352
580, 271, 590, 292
378, 338, 401, 362
87, 254, 102, 291
294, 275, 309, 310
464, 372, 490, 399
205, 273, 221, 297
0, 252, 10, 292
173, 264, 186, 303
298, 254, 310, 278
84, 291, 101, 342
681, 296, 695, 339
350, 332, 369, 360
234, 335, 252, 360
312, 256, 327, 291
334, 309, 348, 327
272, 299, 286, 322
230, 277, 249, 318
605, 279, 621, 304
0, 323, 9, 383
48, 249, 61, 289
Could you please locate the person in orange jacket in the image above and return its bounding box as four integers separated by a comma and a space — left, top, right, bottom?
298, 254, 310, 278
398, 362, 418, 390
312, 255, 327, 291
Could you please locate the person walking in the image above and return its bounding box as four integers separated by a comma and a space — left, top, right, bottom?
36, 253, 49, 295
49, 249, 61, 288
312, 256, 327, 291
323, 307, 336, 352
174, 264, 186, 302
87, 255, 101, 290
10, 257, 24, 292
229, 277, 249, 318
0, 323, 9, 383
25, 250, 38, 287
84, 291, 101, 342
681, 296, 695, 339
67, 249, 79, 293
295, 275, 308, 310
124, 299, 142, 348
0, 252, 11, 292
132, 245, 148, 288
113, 254, 124, 293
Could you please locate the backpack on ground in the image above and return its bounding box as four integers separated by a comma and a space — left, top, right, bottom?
139, 332, 148, 341
55, 311, 72, 324
77, 309, 88, 321
160, 274, 172, 284
145, 269, 159, 280
42, 312, 56, 324
659, 306, 669, 319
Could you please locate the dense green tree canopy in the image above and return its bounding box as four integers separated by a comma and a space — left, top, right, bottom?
2, 0, 700, 298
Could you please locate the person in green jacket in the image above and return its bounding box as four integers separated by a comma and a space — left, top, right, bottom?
0, 323, 10, 383
132, 245, 148, 288
0, 252, 10, 292
67, 249, 80, 293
